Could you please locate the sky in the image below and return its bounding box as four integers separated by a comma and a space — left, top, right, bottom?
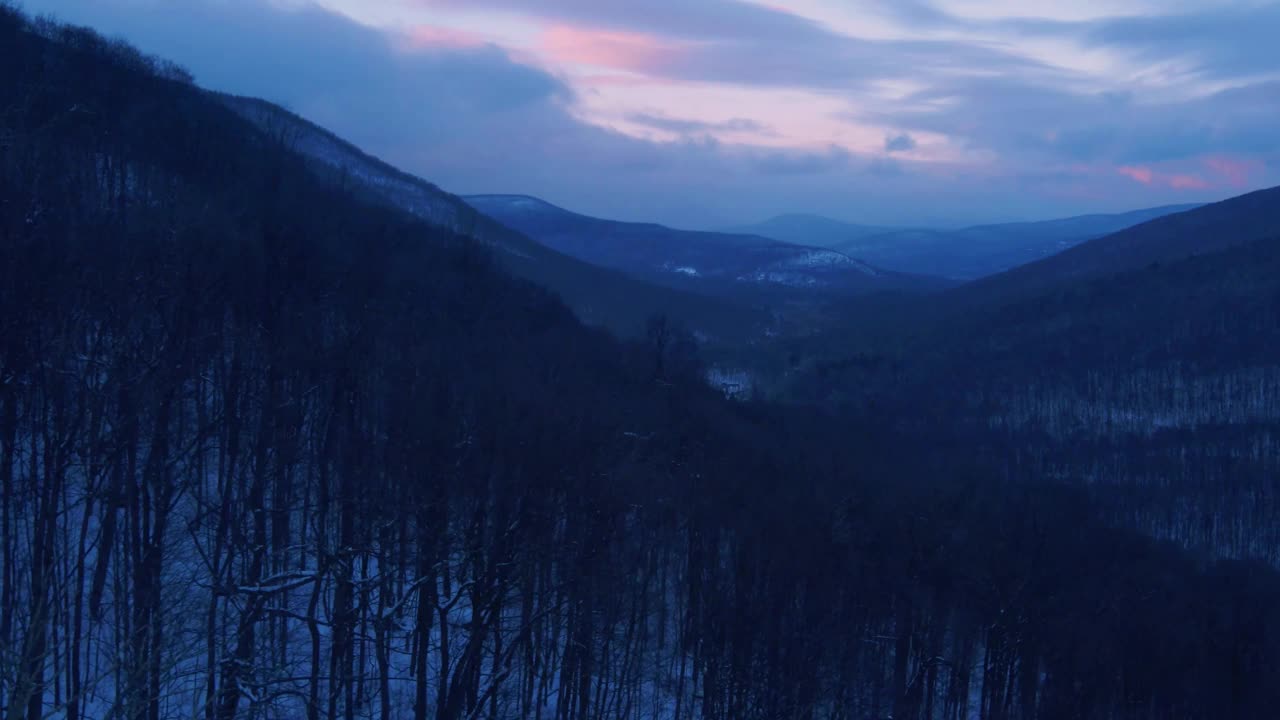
21, 0, 1280, 228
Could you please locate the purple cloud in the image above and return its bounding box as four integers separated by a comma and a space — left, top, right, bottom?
428, 0, 1058, 91
885, 133, 918, 153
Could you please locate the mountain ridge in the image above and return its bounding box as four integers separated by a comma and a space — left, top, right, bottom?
954, 184, 1280, 306
464, 193, 943, 295
736, 203, 1204, 279
219, 94, 783, 343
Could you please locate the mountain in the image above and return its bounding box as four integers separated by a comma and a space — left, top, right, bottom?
738, 205, 1199, 279
793, 185, 1280, 394
224, 98, 945, 347
726, 213, 896, 249
913, 187, 1280, 400
957, 186, 1280, 303
465, 194, 941, 296
789, 184, 1280, 565
220, 96, 775, 344
5, 8, 1280, 720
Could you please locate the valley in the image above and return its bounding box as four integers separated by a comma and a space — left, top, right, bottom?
3, 5, 1280, 720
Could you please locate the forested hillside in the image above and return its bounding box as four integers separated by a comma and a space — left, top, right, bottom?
792, 194, 1280, 564
217, 97, 774, 346
955, 186, 1280, 308
5, 7, 1280, 720
463, 194, 934, 296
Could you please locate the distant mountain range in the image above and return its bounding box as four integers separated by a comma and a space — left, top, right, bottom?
960, 187, 1280, 300
727, 214, 897, 249
223, 97, 946, 346
222, 96, 781, 343
790, 185, 1280, 409
464, 194, 939, 296
733, 205, 1200, 279
952, 187, 1280, 381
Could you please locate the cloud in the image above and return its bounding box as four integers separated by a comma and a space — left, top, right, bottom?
867, 0, 1280, 82
423, 0, 846, 45
427, 0, 1056, 91
1118, 166, 1154, 185
625, 113, 771, 136
1204, 156, 1265, 188
1075, 5, 1280, 80
1168, 174, 1209, 190
885, 133, 917, 153
404, 25, 489, 50
751, 145, 852, 175
868, 156, 905, 177
869, 72, 1280, 173
1118, 164, 1211, 191
541, 24, 684, 75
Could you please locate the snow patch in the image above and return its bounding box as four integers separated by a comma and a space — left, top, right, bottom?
783, 249, 853, 268
707, 367, 753, 399
738, 270, 823, 287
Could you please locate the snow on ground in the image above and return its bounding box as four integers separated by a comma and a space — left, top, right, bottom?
781, 249, 853, 268
776, 249, 880, 276
738, 270, 823, 287
706, 367, 753, 399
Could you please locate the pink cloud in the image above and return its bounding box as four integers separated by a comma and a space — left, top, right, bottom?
1117, 165, 1154, 184
1168, 174, 1210, 190
402, 25, 489, 50
751, 0, 804, 15
1204, 155, 1264, 187
541, 24, 686, 74
1117, 165, 1211, 191
573, 73, 659, 88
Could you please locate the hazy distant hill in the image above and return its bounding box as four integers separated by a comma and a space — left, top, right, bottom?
737, 205, 1200, 279
727, 213, 896, 249
465, 194, 940, 296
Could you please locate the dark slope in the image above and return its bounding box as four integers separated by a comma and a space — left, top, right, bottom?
465, 194, 941, 296
809, 187, 1280, 353
220, 96, 773, 343
788, 186, 1280, 564
793, 185, 1280, 396
955, 186, 1280, 304
739, 204, 1199, 279
936, 229, 1280, 389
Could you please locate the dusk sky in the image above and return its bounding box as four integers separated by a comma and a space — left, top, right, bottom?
25, 0, 1280, 228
